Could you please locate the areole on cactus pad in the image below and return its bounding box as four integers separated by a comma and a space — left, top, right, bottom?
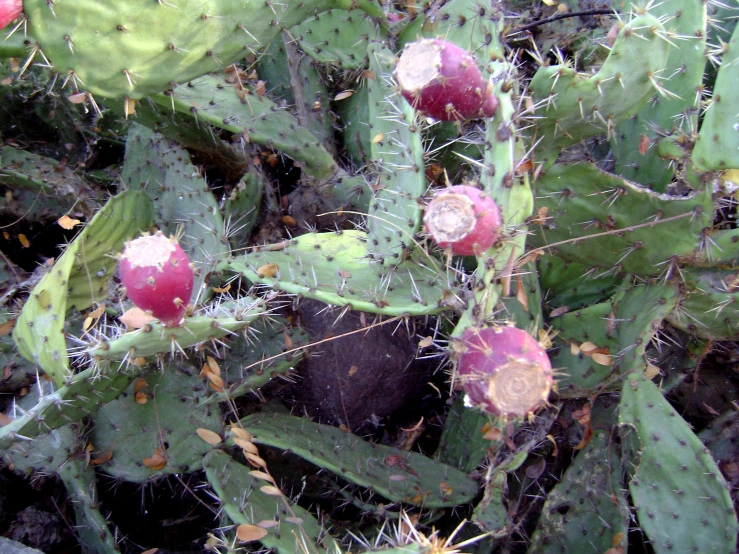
119, 232, 194, 327
455, 325, 553, 418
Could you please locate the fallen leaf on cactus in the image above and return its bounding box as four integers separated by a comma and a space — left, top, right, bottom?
57, 215, 81, 229
259, 485, 283, 496
249, 470, 275, 484
257, 263, 279, 278
0, 318, 15, 336
230, 427, 252, 441
90, 451, 113, 465
196, 428, 222, 445
143, 447, 167, 469
255, 520, 279, 528
234, 437, 259, 455
575, 426, 593, 450
334, 90, 354, 101
119, 307, 155, 328
236, 524, 268, 542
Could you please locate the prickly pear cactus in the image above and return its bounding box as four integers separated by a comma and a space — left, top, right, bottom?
2, 0, 739, 551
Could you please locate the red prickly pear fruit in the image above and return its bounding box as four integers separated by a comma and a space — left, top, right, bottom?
395, 38, 499, 121
0, 0, 22, 30
423, 185, 502, 256
119, 232, 194, 327
456, 325, 552, 418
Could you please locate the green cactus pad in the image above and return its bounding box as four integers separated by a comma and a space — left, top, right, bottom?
529, 162, 714, 275
223, 172, 265, 252
666, 267, 739, 340
619, 369, 738, 553
66, 189, 154, 313
529, 402, 628, 553
699, 409, 739, 465
530, 14, 671, 158
365, 43, 426, 265
240, 412, 480, 508
282, 36, 336, 150
122, 123, 229, 297
89, 364, 221, 482
436, 397, 496, 473
2, 422, 78, 476
549, 297, 621, 398
0, 365, 139, 451
336, 79, 371, 167
223, 230, 453, 316
0, 146, 103, 217
145, 73, 340, 185
58, 460, 118, 553
12, 189, 153, 385
293, 9, 380, 69
693, 22, 739, 171
500, 262, 543, 331
24, 0, 382, 99
203, 449, 341, 554
202, 316, 310, 404
87, 297, 266, 361
611, 0, 707, 190
538, 254, 620, 310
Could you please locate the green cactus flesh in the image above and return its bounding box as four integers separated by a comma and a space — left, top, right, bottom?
202, 316, 310, 404
529, 162, 714, 275
538, 254, 620, 311
666, 267, 739, 340
2, 418, 78, 476
619, 370, 738, 553
611, 0, 707, 190
23, 0, 382, 99
122, 123, 228, 296
436, 396, 496, 473
549, 296, 622, 398
0, 145, 103, 218
529, 13, 671, 159
203, 449, 342, 554
223, 172, 265, 252
87, 297, 266, 362
693, 21, 739, 171
12, 189, 153, 385
58, 460, 118, 553
293, 9, 381, 69
223, 230, 454, 316
365, 43, 426, 266
529, 401, 628, 553
0, 365, 139, 452
89, 364, 221, 483
144, 72, 361, 203
240, 412, 479, 508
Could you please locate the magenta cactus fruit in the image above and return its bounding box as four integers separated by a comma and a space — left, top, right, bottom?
395, 38, 498, 121
0, 0, 22, 30
119, 232, 194, 327
424, 185, 502, 256
456, 325, 553, 418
